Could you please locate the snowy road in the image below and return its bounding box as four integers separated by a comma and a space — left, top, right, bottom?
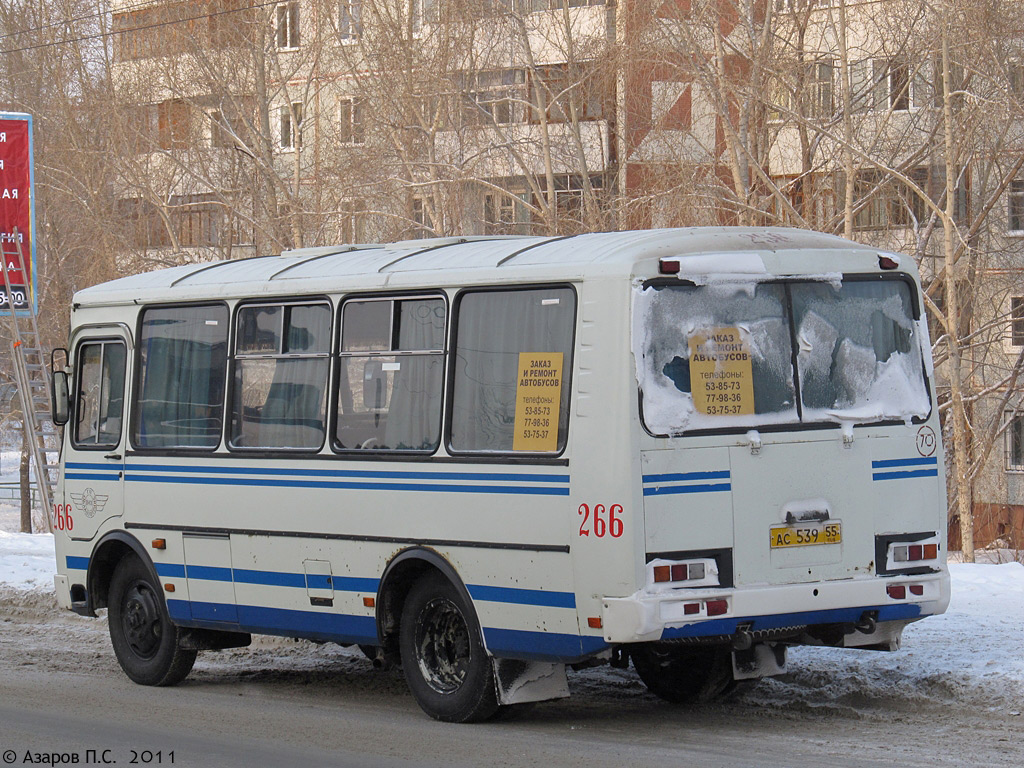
1, 531, 1023, 767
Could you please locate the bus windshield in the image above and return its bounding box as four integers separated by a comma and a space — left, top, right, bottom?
634, 277, 930, 435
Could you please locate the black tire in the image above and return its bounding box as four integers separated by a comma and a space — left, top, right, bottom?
631, 645, 736, 704
399, 572, 498, 723
107, 556, 197, 686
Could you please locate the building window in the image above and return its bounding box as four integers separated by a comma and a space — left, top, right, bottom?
338, 1, 361, 39
1007, 412, 1024, 470
157, 99, 191, 149
852, 59, 910, 113
1010, 180, 1024, 232
276, 2, 300, 49
230, 302, 331, 450
462, 70, 525, 126
1010, 63, 1024, 99
339, 199, 366, 242
339, 98, 364, 144
335, 296, 446, 452
530, 64, 607, 123
484, 193, 516, 233
808, 61, 834, 118
853, 170, 912, 230
280, 102, 303, 149
1011, 297, 1024, 346
134, 305, 229, 450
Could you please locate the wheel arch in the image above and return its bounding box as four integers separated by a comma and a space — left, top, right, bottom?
376, 547, 483, 662
87, 531, 159, 613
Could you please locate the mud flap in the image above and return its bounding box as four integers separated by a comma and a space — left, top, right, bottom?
493, 658, 570, 705
732, 643, 787, 681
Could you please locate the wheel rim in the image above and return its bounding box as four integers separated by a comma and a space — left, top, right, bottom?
121, 579, 163, 660
414, 596, 471, 695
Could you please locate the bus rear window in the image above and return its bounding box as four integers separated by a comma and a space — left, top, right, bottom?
634, 278, 930, 435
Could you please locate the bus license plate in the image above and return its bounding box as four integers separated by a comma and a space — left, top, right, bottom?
769, 522, 842, 548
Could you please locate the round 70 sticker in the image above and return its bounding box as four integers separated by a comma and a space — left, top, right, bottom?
916, 426, 937, 457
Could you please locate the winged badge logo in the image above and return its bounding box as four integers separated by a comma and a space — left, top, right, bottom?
69, 487, 109, 519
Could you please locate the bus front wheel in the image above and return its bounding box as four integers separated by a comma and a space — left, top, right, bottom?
631, 645, 737, 704
399, 572, 499, 722
108, 556, 196, 686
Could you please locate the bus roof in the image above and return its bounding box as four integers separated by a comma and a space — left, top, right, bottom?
73, 227, 885, 307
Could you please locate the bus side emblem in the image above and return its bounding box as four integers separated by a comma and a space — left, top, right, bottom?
916, 426, 937, 458
70, 488, 108, 519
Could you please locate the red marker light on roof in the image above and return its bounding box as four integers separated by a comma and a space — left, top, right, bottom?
659, 258, 681, 274
878, 255, 899, 270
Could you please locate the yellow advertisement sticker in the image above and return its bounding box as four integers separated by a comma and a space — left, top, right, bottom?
513, 352, 563, 452
689, 327, 755, 416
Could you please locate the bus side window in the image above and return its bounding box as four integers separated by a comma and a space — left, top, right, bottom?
229, 301, 331, 451
449, 287, 575, 454
134, 305, 228, 449
335, 296, 445, 453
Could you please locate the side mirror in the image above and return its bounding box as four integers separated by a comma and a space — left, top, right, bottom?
51, 370, 70, 426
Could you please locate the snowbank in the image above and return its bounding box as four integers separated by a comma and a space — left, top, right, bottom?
0, 530, 56, 590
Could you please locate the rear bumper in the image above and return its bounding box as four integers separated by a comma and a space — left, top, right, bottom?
601, 570, 950, 644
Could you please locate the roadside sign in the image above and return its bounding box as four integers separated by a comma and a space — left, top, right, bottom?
0, 112, 36, 315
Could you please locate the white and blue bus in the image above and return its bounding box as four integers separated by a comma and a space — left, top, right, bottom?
50, 228, 949, 721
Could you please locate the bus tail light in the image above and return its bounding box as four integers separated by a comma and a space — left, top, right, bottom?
705, 599, 728, 616
886, 585, 906, 600
649, 558, 718, 587
880, 534, 941, 574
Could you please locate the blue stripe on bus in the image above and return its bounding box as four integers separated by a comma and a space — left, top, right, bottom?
232, 568, 307, 589
872, 469, 940, 481
483, 627, 607, 661
124, 473, 570, 496
168, 600, 601, 660
185, 564, 233, 582
121, 463, 569, 484
642, 470, 730, 483
659, 603, 923, 640
154, 562, 186, 578
65, 556, 89, 571
643, 482, 732, 496
173, 563, 563, 607
166, 599, 379, 646
871, 457, 938, 469
65, 472, 120, 482
468, 584, 576, 609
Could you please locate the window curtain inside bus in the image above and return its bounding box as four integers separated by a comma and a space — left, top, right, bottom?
450, 288, 574, 452
135, 306, 228, 448
384, 298, 445, 450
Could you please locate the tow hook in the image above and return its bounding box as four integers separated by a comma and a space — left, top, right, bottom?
854, 610, 878, 635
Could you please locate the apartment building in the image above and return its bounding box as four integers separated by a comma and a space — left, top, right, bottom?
108, 0, 1024, 550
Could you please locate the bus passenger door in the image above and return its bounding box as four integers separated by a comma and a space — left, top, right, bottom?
63, 331, 130, 540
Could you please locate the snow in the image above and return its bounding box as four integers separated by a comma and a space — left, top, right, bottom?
0, 530, 56, 590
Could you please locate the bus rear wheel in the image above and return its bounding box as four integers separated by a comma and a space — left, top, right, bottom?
108, 556, 196, 686
631, 645, 736, 704
399, 573, 499, 722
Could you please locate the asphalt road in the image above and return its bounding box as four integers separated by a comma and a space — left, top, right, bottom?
0, 598, 1020, 768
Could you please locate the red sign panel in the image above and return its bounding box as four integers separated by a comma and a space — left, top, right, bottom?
0, 114, 33, 311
